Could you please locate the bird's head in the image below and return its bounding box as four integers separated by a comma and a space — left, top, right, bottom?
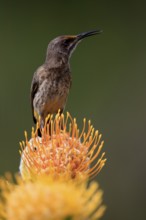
46, 30, 102, 64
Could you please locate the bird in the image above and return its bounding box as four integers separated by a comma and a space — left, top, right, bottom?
30, 29, 102, 133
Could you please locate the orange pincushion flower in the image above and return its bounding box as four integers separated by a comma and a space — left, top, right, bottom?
19, 112, 106, 180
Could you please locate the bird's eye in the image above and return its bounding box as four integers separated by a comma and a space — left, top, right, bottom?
63, 39, 72, 46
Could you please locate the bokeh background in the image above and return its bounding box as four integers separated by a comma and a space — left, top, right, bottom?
0, 1, 146, 219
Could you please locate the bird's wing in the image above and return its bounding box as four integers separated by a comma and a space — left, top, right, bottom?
30, 76, 39, 124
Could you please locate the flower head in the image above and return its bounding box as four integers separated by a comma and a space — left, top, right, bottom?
0, 175, 106, 220
19, 112, 106, 181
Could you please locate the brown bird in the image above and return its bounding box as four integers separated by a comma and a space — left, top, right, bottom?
31, 29, 102, 131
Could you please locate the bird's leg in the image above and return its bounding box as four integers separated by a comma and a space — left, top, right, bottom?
57, 108, 64, 131
36, 109, 64, 137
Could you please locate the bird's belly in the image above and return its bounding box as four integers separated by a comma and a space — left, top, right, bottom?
43, 95, 67, 114
34, 88, 68, 116
33, 76, 71, 119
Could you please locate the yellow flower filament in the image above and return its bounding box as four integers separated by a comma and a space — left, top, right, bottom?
0, 175, 106, 220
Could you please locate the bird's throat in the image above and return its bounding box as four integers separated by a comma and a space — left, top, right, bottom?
45, 53, 69, 69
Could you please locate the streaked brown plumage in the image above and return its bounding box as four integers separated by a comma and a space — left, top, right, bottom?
31, 30, 102, 130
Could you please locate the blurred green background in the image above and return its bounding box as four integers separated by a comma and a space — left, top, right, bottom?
0, 1, 146, 219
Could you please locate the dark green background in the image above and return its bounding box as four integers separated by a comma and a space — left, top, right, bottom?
0, 1, 146, 219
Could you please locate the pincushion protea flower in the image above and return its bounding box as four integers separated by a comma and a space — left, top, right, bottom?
0, 174, 106, 220
19, 112, 106, 181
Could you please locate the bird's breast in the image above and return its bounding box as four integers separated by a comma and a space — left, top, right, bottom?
33, 71, 71, 115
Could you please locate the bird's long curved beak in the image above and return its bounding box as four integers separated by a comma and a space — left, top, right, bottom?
76, 29, 102, 41
68, 29, 102, 54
